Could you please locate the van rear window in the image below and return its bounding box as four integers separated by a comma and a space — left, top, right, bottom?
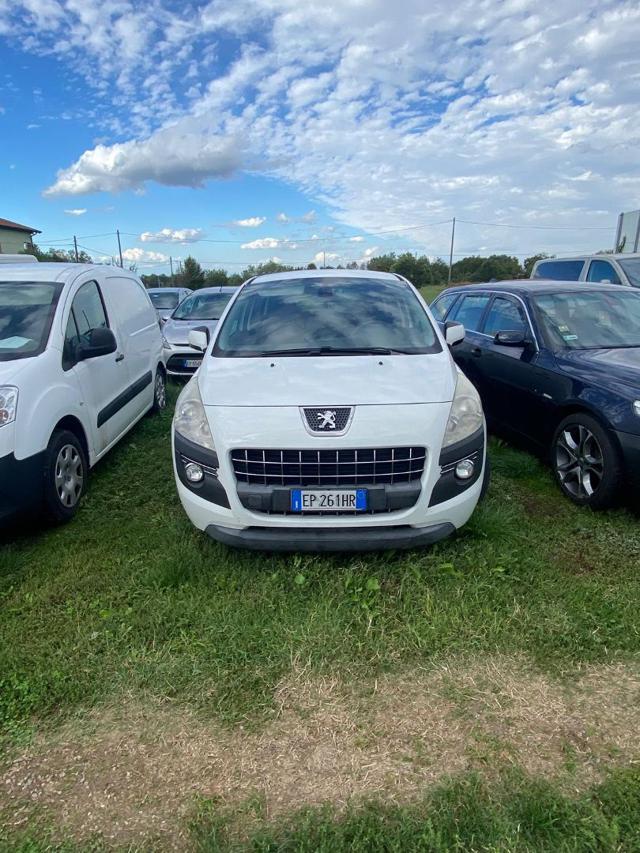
533, 260, 585, 281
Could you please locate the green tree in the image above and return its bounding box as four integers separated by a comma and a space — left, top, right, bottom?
22, 243, 92, 263
182, 255, 205, 289
204, 268, 229, 287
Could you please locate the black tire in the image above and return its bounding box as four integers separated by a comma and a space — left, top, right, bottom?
42, 429, 88, 523
551, 413, 621, 509
479, 454, 491, 501
151, 367, 167, 414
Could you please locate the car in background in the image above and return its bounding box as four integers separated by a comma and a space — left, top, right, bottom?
162, 286, 236, 378
147, 287, 192, 321
0, 261, 166, 525
172, 269, 488, 552
531, 253, 640, 288
431, 281, 640, 508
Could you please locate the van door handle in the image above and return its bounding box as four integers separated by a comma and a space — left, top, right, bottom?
115, 352, 125, 362
471, 347, 482, 357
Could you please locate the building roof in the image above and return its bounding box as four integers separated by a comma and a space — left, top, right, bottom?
0, 217, 41, 235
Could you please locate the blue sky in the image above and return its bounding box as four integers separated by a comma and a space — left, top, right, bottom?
1, 0, 638, 273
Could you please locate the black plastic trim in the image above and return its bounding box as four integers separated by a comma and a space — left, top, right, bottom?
0, 450, 45, 523
236, 481, 421, 515
614, 429, 640, 488
97, 371, 152, 427
205, 522, 456, 552
174, 431, 230, 507
438, 427, 484, 467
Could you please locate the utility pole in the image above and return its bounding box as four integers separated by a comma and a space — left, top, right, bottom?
170, 256, 174, 284
323, 250, 326, 268
73, 235, 79, 263
447, 217, 456, 286
116, 229, 123, 268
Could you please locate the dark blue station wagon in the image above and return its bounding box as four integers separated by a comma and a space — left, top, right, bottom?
431, 281, 640, 509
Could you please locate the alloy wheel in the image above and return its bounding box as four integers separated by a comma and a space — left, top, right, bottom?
155, 372, 167, 409
555, 423, 604, 499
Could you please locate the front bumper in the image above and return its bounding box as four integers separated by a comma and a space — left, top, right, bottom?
205, 522, 456, 552
164, 346, 203, 377
0, 450, 45, 524
173, 404, 486, 552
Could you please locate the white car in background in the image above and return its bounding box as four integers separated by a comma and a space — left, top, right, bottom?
172, 269, 488, 552
0, 259, 166, 525
147, 287, 192, 321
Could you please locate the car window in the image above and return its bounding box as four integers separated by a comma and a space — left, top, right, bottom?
214, 277, 441, 357
0, 281, 63, 362
174, 292, 233, 320
533, 260, 584, 280
150, 291, 179, 309
431, 291, 459, 320
586, 260, 621, 285
448, 293, 490, 332
532, 290, 640, 349
70, 281, 108, 343
618, 258, 640, 287
483, 296, 527, 336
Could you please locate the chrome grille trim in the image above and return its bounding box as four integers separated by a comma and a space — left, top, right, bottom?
231, 447, 426, 487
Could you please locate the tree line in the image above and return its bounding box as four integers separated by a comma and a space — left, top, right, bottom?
140, 252, 551, 290
21, 243, 551, 289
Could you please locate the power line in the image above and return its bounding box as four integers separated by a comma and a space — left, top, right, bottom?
456, 218, 613, 231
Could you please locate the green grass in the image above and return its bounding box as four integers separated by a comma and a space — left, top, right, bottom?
188, 766, 640, 852
5, 766, 640, 851
1, 389, 640, 738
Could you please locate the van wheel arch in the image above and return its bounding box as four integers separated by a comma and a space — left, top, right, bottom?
51, 415, 90, 465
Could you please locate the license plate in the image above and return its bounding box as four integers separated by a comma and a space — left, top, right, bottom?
183, 359, 201, 368
290, 489, 367, 512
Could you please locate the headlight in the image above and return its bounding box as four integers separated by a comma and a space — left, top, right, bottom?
0, 386, 18, 428
162, 334, 171, 349
442, 371, 483, 448
173, 377, 215, 450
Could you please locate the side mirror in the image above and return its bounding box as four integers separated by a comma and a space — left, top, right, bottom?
444, 321, 465, 347
189, 327, 209, 352
494, 330, 527, 347
77, 327, 117, 361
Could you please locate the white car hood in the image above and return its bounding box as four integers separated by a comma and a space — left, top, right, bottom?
200, 351, 456, 406
0, 358, 33, 386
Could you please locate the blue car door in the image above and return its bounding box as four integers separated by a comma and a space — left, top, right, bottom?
444, 291, 492, 399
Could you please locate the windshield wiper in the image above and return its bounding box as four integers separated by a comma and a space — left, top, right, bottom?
256, 346, 414, 356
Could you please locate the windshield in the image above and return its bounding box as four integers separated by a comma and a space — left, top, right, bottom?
0, 281, 63, 361
173, 292, 233, 321
214, 277, 440, 357
618, 258, 640, 288
532, 290, 640, 350
149, 291, 179, 310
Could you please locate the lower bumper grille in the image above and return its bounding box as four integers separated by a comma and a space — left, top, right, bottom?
167, 354, 202, 373
231, 447, 426, 487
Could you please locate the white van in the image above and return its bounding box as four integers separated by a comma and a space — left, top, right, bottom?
172, 269, 488, 552
0, 261, 166, 524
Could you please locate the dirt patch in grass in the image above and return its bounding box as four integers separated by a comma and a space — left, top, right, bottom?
2, 657, 640, 848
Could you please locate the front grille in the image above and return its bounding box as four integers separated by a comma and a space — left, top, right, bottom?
303, 407, 352, 433
231, 447, 426, 486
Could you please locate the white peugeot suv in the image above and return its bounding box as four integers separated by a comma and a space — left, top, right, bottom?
172, 269, 488, 551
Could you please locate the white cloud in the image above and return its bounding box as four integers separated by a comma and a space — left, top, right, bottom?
276, 212, 290, 223
44, 125, 241, 195
64, 208, 87, 216
241, 237, 280, 249
140, 227, 203, 243
9, 0, 638, 257
349, 236, 364, 242
301, 210, 316, 223
122, 247, 169, 263
232, 216, 266, 227
313, 251, 340, 265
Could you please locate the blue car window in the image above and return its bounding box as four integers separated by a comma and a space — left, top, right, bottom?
483, 297, 526, 337
448, 293, 490, 332
431, 291, 458, 320
586, 260, 621, 285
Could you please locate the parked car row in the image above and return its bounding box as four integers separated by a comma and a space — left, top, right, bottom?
2, 259, 640, 551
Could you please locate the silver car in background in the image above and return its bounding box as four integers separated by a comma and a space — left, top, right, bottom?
162, 286, 237, 378
148, 287, 192, 321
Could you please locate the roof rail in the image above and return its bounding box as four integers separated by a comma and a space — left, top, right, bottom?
0, 253, 38, 264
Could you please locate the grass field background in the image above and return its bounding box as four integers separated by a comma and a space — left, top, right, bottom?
2, 381, 640, 850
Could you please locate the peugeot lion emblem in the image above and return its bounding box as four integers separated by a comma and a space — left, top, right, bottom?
317, 410, 337, 430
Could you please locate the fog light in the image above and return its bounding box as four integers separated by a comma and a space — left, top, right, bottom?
455, 459, 475, 480
185, 462, 204, 483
